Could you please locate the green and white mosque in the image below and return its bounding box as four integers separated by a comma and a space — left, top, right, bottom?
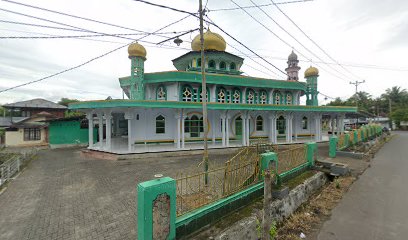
69, 30, 356, 154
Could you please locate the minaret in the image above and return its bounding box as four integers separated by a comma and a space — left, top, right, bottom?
285, 50, 301, 81
304, 66, 319, 106
127, 42, 147, 100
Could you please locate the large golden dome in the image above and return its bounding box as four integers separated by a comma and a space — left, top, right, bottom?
304, 66, 319, 77
191, 29, 226, 51
128, 42, 146, 59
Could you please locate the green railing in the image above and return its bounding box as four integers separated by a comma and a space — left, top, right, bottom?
329, 124, 383, 157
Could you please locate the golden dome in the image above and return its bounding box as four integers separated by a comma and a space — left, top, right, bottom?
128, 42, 146, 59
304, 66, 319, 77
191, 29, 226, 51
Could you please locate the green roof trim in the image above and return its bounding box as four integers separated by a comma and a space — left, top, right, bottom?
69, 100, 356, 113
119, 71, 306, 90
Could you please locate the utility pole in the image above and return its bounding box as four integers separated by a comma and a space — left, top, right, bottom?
349, 80, 365, 128
199, 0, 209, 185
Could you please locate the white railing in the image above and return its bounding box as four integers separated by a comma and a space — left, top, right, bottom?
0, 155, 22, 187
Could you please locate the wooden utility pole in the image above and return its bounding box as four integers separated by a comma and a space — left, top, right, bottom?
263, 170, 272, 240
199, 0, 209, 184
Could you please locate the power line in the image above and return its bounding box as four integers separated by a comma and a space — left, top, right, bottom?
0, 14, 192, 94
270, 0, 364, 81
208, 0, 313, 11
231, 0, 353, 83
131, 0, 197, 17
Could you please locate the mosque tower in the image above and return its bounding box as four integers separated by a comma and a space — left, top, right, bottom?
304, 66, 319, 106
127, 42, 147, 100
285, 50, 301, 81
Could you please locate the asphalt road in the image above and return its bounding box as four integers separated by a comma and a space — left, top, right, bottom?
318, 132, 408, 240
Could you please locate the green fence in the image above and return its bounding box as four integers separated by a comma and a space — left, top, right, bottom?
329, 124, 383, 158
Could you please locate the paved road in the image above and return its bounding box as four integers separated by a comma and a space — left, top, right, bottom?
318, 132, 408, 240
0, 148, 232, 240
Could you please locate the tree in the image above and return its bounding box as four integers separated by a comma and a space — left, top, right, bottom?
58, 98, 80, 107
391, 108, 408, 127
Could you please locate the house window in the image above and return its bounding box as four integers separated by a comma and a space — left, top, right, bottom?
246, 89, 255, 104
286, 93, 292, 105
256, 116, 263, 131
181, 86, 193, 102
230, 62, 236, 70
217, 87, 227, 103
302, 116, 308, 129
155, 115, 165, 134
259, 91, 267, 104
24, 128, 41, 141
209, 60, 216, 69
232, 89, 241, 103
156, 85, 166, 100
220, 61, 226, 70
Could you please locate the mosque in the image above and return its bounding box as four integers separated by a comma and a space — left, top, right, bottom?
69, 30, 356, 154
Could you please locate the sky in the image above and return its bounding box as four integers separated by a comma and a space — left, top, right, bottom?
0, 0, 408, 105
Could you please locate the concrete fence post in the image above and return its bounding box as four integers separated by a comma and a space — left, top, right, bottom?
263, 170, 272, 240
137, 177, 176, 240
260, 152, 278, 181
306, 142, 317, 167
329, 136, 338, 158
345, 134, 350, 148
353, 131, 358, 145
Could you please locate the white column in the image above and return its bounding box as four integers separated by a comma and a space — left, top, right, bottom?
105, 111, 112, 151
315, 113, 322, 141
86, 112, 94, 148
268, 113, 276, 144
293, 114, 298, 142
98, 113, 104, 149
242, 114, 246, 146
226, 116, 230, 147
211, 113, 216, 145
285, 114, 291, 143
339, 114, 345, 133
175, 113, 181, 149
124, 111, 134, 153
221, 115, 226, 147
181, 111, 185, 148
246, 116, 250, 146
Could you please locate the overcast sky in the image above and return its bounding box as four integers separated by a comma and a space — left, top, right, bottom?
1, 0, 407, 105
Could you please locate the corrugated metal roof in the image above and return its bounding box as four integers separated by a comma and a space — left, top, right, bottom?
2, 98, 67, 109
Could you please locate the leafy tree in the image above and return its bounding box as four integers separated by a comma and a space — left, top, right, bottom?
391, 108, 408, 126
58, 98, 80, 107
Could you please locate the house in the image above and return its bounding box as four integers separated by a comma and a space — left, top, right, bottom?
69, 30, 356, 154
2, 99, 66, 147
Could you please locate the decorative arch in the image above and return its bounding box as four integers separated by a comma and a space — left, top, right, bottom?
219, 61, 226, 70
208, 59, 216, 69
259, 90, 268, 104
180, 85, 194, 102
216, 86, 227, 103
302, 116, 308, 129
276, 115, 286, 134
232, 88, 242, 103
197, 58, 202, 67
156, 85, 167, 100
198, 86, 210, 102
246, 88, 256, 104
256, 115, 264, 131
274, 91, 282, 105
155, 115, 166, 134
230, 62, 236, 71
286, 92, 293, 105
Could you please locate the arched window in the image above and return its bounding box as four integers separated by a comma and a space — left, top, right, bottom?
286, 93, 292, 105
230, 62, 236, 71
185, 115, 202, 137
208, 60, 216, 69
274, 91, 282, 105
220, 61, 226, 70
256, 116, 263, 131
302, 116, 308, 129
246, 89, 255, 104
259, 90, 267, 104
155, 115, 165, 134
181, 85, 193, 102
232, 88, 241, 103
156, 85, 166, 100
277, 116, 286, 134
217, 87, 227, 103
197, 58, 201, 67
199, 87, 210, 102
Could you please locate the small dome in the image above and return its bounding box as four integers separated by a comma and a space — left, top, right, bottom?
288, 50, 298, 61
128, 42, 146, 59
305, 66, 319, 77
191, 29, 226, 51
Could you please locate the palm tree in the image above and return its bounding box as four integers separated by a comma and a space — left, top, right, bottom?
382, 86, 407, 105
